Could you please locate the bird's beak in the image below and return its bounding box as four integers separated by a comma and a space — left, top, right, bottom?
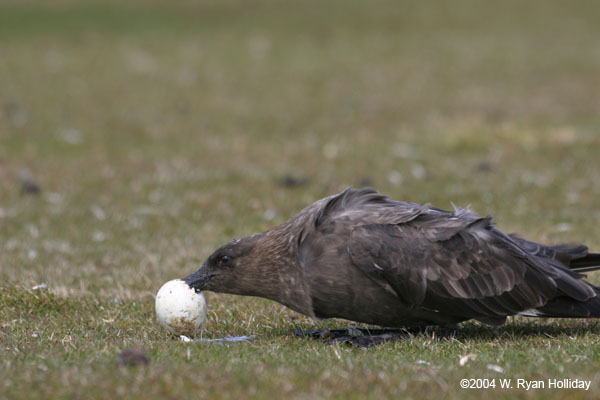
182, 262, 212, 292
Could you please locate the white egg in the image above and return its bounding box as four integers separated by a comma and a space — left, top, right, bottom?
155, 279, 206, 336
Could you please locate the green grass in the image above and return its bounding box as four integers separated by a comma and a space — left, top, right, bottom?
2, 0, 600, 398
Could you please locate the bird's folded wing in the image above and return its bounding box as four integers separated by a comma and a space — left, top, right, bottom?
348, 220, 560, 316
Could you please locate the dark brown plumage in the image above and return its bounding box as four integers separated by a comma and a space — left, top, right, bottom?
183, 188, 600, 328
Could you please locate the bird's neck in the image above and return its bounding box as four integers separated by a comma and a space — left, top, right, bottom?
245, 224, 314, 317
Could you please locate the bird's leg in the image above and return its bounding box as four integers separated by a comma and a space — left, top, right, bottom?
294, 325, 458, 348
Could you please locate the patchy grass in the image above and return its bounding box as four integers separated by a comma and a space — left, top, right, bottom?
2, 0, 600, 398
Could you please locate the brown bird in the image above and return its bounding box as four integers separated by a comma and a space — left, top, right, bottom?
183, 188, 600, 329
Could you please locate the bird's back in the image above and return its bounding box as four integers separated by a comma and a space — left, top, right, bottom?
296, 188, 600, 327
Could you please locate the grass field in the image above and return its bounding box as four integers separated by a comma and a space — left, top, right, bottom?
2, 0, 600, 398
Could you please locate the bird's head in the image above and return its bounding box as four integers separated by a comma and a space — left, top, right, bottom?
182, 234, 262, 295
182, 221, 315, 317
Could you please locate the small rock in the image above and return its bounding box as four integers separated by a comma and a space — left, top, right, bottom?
279, 175, 308, 188
21, 180, 41, 195
18, 169, 40, 195
117, 348, 149, 367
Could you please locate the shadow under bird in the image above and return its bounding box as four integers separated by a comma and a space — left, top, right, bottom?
184, 188, 600, 330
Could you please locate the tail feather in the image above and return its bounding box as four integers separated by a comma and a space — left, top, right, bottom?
569, 252, 600, 272
509, 235, 600, 272
522, 296, 600, 319
508, 237, 600, 318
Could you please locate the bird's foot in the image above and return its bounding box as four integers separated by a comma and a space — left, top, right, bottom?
294, 326, 457, 348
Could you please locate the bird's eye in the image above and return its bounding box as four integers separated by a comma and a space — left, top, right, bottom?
217, 255, 231, 267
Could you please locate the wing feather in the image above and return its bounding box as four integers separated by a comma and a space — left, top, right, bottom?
347, 218, 581, 320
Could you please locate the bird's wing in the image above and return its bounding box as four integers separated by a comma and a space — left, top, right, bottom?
347, 214, 596, 322
507, 235, 600, 271
302, 188, 596, 322
312, 187, 429, 227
